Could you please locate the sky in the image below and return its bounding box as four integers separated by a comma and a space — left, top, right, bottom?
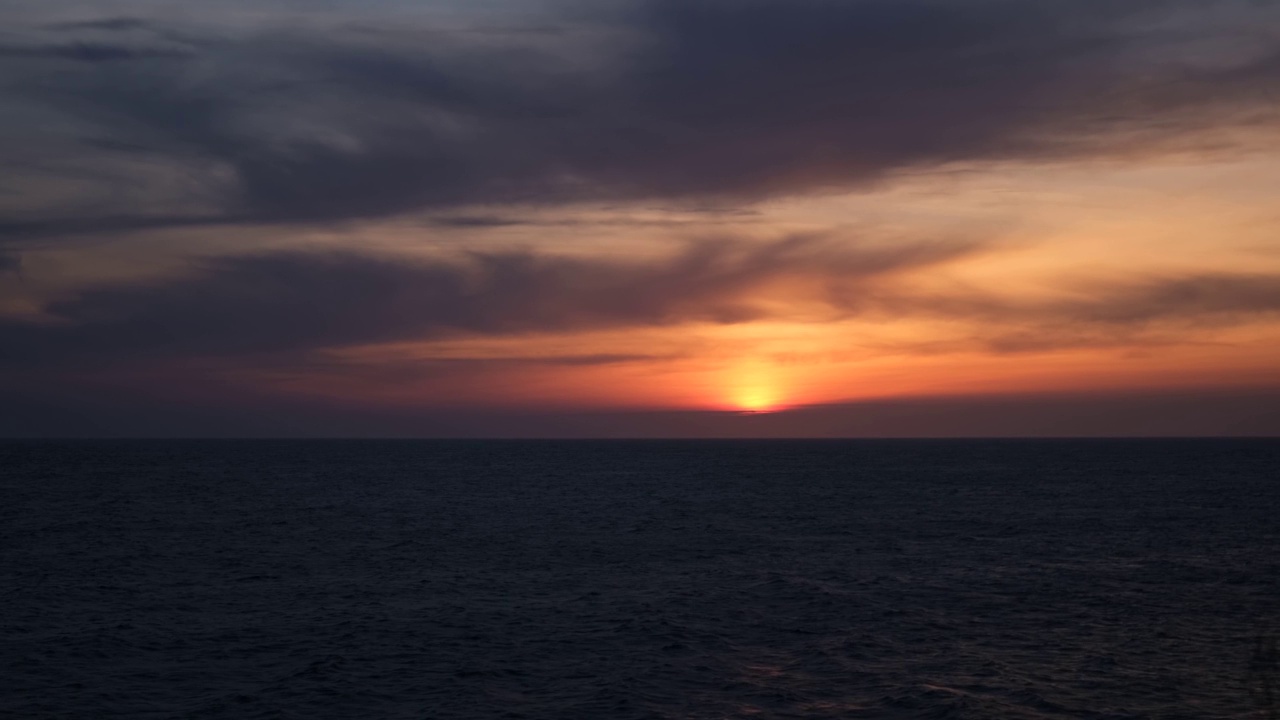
1, 0, 1279, 437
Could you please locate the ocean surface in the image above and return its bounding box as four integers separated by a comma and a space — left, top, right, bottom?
2, 439, 1277, 719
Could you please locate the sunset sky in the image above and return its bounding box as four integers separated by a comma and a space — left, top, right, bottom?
2, 0, 1279, 436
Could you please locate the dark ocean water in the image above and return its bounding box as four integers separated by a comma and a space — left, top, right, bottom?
2, 439, 1278, 719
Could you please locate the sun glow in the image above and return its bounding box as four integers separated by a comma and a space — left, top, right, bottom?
735, 391, 780, 413
729, 361, 785, 413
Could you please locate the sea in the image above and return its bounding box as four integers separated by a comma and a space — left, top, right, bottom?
2, 439, 1277, 719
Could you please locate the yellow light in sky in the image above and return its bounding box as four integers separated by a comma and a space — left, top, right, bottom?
729, 360, 784, 413
736, 388, 780, 413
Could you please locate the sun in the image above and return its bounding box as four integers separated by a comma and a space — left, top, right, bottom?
735, 388, 779, 413
728, 360, 785, 413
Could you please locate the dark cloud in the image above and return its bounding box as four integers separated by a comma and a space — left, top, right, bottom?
50, 18, 154, 32
867, 271, 1280, 351
427, 215, 531, 229
0, 252, 20, 275
0, 215, 244, 242
1063, 273, 1280, 325
3, 0, 1279, 239
0, 236, 974, 365
0, 42, 191, 62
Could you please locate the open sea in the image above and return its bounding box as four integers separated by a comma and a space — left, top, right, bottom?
2, 439, 1278, 719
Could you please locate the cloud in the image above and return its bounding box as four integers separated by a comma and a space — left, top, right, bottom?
0, 235, 975, 365
0, 41, 191, 62
0, 252, 20, 275
866, 271, 1280, 352
5, 235, 1280, 372
1062, 273, 1280, 325
3, 0, 1279, 240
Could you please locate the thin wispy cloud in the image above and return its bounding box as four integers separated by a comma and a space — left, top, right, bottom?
0, 236, 975, 364
5, 237, 1280, 371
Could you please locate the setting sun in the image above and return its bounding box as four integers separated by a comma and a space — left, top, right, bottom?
729, 361, 785, 413
735, 390, 779, 413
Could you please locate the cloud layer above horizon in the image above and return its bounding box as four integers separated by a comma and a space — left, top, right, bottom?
2, 0, 1280, 435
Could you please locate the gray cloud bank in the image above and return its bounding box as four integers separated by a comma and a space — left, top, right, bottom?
3, 0, 1280, 240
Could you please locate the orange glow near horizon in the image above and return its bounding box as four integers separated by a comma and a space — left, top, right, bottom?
226, 308, 1280, 415
158, 156, 1280, 418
